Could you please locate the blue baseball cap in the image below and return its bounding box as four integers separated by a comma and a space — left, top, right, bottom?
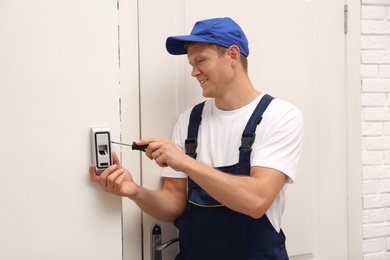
166, 17, 249, 57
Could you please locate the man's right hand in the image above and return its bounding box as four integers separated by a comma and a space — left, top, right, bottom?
89, 151, 139, 198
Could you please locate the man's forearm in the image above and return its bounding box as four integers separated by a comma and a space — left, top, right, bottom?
129, 178, 187, 223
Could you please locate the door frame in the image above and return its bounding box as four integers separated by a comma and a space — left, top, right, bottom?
119, 0, 143, 259
346, 0, 362, 258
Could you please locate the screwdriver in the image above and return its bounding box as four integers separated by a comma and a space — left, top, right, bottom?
111, 141, 148, 152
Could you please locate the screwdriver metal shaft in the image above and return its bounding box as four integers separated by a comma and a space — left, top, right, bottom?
111, 141, 148, 152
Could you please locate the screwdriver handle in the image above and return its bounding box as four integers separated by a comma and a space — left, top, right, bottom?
131, 142, 148, 152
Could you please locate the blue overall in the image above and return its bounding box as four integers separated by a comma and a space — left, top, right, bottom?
174, 95, 288, 260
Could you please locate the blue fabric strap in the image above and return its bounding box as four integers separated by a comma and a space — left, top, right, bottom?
186, 101, 205, 158
242, 94, 274, 139
239, 94, 274, 164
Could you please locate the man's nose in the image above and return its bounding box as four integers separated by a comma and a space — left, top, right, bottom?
191, 65, 201, 77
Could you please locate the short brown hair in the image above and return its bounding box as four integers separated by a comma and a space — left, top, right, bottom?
214, 45, 248, 73
184, 42, 248, 73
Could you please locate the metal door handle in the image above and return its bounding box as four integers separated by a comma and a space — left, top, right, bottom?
151, 224, 179, 260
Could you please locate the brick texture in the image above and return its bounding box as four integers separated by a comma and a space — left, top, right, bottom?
362, 0, 390, 258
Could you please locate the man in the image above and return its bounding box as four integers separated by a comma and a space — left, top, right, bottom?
90, 17, 303, 259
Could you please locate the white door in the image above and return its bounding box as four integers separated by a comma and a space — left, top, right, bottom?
0, 1, 123, 259
121, 0, 361, 259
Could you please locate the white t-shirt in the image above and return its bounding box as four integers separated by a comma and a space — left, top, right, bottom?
162, 93, 304, 232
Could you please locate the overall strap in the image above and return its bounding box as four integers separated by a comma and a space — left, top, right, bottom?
185, 101, 206, 159
239, 94, 274, 164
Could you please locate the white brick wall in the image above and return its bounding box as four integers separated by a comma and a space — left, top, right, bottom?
362, 0, 390, 258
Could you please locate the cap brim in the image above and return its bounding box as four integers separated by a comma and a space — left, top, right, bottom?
166, 35, 213, 55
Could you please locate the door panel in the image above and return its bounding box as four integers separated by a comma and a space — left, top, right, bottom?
119, 1, 143, 259
0, 1, 123, 259
130, 0, 349, 259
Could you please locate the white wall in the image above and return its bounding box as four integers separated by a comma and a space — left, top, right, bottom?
0, 1, 123, 259
361, 1, 390, 259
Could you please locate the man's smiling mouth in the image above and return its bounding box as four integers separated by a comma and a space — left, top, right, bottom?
199, 79, 208, 85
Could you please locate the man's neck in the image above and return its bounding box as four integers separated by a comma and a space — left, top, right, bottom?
215, 86, 261, 111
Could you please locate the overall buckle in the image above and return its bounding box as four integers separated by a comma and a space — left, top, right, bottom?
185, 138, 198, 157
239, 134, 256, 151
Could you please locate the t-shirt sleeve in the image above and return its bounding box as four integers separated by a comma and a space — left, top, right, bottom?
250, 102, 304, 183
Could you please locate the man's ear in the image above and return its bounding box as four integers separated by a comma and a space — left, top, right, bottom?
228, 45, 241, 63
